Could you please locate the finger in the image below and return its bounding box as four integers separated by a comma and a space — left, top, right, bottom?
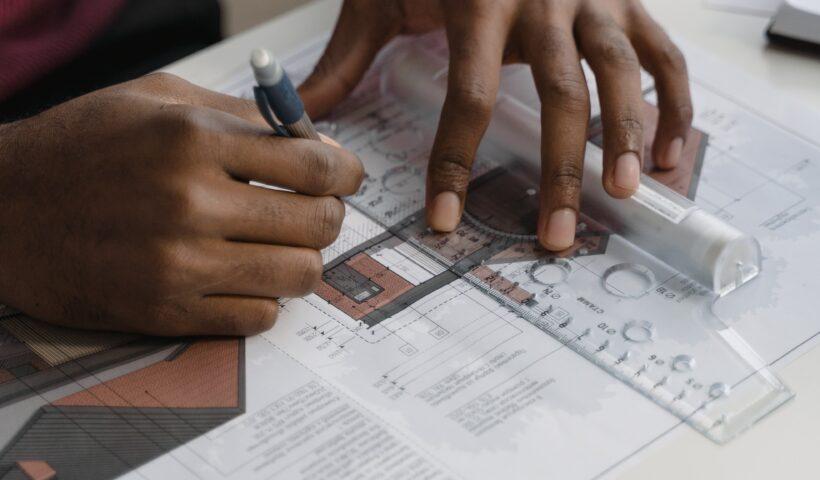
627, 10, 693, 170
218, 182, 345, 249
576, 8, 644, 198
172, 296, 280, 336
229, 136, 363, 196
426, 3, 516, 232
298, 1, 399, 118
194, 110, 364, 195
204, 243, 324, 299
516, 8, 590, 251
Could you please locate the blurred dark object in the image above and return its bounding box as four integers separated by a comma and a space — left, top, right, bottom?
0, 0, 221, 123
766, 1, 820, 52
767, 29, 820, 53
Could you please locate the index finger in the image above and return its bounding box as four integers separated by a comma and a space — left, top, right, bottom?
139, 75, 363, 197
176, 107, 363, 196
425, 3, 516, 232
224, 133, 364, 197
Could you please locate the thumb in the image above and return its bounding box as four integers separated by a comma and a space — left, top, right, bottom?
298, 3, 397, 119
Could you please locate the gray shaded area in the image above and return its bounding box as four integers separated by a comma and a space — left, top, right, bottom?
0, 406, 241, 480
360, 271, 459, 328
0, 340, 245, 480
324, 263, 384, 304
0, 468, 27, 480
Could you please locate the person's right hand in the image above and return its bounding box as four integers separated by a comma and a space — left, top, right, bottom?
0, 73, 363, 336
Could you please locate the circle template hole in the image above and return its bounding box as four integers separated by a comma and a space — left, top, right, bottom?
622, 320, 656, 343
528, 258, 572, 285
602, 263, 657, 299
672, 354, 697, 372
709, 382, 731, 399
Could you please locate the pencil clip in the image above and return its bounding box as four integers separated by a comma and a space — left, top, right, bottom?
253, 86, 289, 137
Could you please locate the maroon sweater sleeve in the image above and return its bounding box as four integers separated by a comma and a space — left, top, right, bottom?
0, 0, 126, 101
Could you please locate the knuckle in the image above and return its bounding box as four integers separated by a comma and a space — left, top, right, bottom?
310, 197, 345, 247
238, 301, 279, 335
429, 149, 473, 192
348, 154, 366, 193
294, 250, 324, 295
133, 72, 198, 98
163, 180, 204, 225
155, 242, 183, 277
302, 147, 334, 194
595, 35, 640, 70
615, 114, 644, 144
541, 73, 590, 114
550, 160, 583, 191
138, 72, 192, 95
658, 43, 687, 73
152, 103, 205, 150
618, 115, 644, 132
623, 0, 643, 16
447, 81, 494, 120
323, 148, 365, 196
672, 103, 694, 127
531, 26, 571, 58
308, 46, 360, 96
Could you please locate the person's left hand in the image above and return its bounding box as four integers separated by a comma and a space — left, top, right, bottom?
298, 0, 693, 251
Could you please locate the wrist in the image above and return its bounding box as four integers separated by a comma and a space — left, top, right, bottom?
0, 120, 23, 312
0, 120, 17, 191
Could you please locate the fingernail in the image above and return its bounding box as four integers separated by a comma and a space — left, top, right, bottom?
665, 137, 684, 167
614, 152, 641, 192
318, 133, 340, 147
543, 208, 577, 251
429, 191, 461, 231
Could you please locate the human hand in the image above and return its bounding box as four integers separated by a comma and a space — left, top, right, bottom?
299, 0, 692, 250
0, 73, 363, 336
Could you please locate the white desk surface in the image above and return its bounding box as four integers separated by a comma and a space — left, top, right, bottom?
165, 1, 820, 478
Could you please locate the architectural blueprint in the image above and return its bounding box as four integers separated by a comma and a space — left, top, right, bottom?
1, 31, 820, 480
